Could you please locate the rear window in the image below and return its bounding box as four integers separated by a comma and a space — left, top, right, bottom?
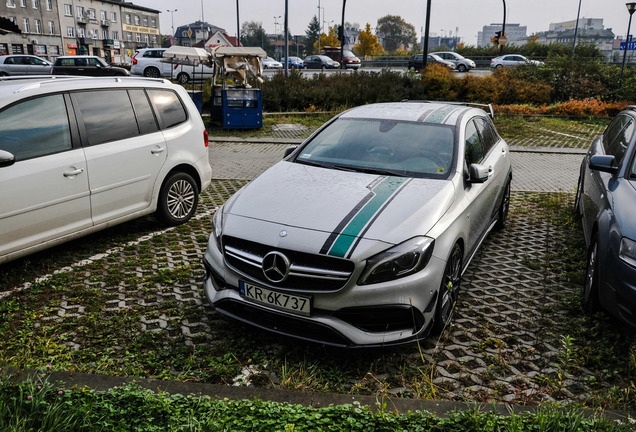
147, 89, 187, 129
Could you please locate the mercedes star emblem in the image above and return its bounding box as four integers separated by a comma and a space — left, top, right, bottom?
262, 251, 290, 283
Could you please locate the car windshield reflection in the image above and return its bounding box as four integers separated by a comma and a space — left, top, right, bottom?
294, 118, 455, 178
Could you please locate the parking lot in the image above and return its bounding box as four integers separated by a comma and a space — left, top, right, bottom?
1, 127, 634, 410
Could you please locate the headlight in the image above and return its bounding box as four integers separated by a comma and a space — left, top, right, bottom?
212, 205, 225, 250
619, 237, 636, 268
358, 237, 435, 285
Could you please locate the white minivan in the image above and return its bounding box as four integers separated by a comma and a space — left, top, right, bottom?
0, 76, 212, 264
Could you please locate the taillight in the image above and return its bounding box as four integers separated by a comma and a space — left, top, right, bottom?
132, 53, 138, 65
203, 130, 208, 147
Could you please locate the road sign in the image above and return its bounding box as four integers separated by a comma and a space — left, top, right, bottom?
620, 41, 636, 50
498, 36, 507, 45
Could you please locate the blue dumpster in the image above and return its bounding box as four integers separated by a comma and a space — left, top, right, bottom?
187, 90, 203, 113
211, 87, 262, 129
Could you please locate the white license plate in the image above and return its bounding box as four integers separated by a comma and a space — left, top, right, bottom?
239, 281, 311, 316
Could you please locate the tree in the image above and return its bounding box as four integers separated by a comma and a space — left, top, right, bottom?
354, 24, 384, 57
314, 27, 340, 53
376, 15, 417, 52
240, 21, 271, 53
305, 15, 320, 54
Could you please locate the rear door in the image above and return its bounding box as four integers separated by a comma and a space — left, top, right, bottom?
26, 56, 51, 74
4, 56, 30, 74
0, 93, 91, 260
73, 88, 168, 225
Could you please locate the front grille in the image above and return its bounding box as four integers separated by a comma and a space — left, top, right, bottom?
222, 236, 355, 292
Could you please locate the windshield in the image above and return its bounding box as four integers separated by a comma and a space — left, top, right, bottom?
343, 50, 356, 58
295, 118, 455, 178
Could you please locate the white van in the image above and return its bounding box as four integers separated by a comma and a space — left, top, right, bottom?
0, 76, 212, 264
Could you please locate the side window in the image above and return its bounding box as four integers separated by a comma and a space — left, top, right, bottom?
129, 89, 158, 135
5, 57, 16, 64
465, 120, 484, 166
0, 94, 72, 161
607, 118, 634, 166
147, 89, 187, 129
73, 90, 139, 146
603, 115, 632, 158
474, 117, 498, 154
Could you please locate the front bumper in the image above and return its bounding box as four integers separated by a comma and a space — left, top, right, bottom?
602, 254, 636, 329
202, 238, 445, 347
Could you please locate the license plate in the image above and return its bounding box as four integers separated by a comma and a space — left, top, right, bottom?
239, 281, 311, 316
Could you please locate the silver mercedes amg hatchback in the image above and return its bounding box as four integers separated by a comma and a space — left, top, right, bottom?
203, 101, 512, 347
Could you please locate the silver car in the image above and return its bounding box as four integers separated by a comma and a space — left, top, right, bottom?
203, 102, 512, 347
490, 54, 542, 68
0, 54, 52, 75
435, 51, 476, 72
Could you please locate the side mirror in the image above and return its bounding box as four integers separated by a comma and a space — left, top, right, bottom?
468, 163, 489, 183
589, 155, 618, 174
284, 146, 298, 159
0, 149, 16, 168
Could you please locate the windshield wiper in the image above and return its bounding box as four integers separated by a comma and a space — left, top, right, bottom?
344, 165, 407, 177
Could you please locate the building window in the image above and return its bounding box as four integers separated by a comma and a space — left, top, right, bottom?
48, 20, 54, 35
125, 14, 131, 24
143, 17, 148, 27
102, 29, 108, 39
134, 15, 140, 25
151, 18, 156, 28
88, 9, 95, 20
20, 0, 26, 7
66, 26, 75, 37
64, 4, 71, 15
111, 12, 117, 22
126, 32, 132, 41
7, 0, 15, 7
12, 43, 24, 54
34, 19, 41, 33
78, 28, 85, 38
135, 33, 141, 42
100, 10, 106, 20
46, 0, 51, 10
112, 30, 118, 40
152, 35, 158, 44
31, 0, 38, 8
144, 34, 149, 43
22, 17, 29, 32
76, 6, 84, 17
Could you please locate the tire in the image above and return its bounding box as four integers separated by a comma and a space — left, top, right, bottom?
433, 243, 463, 333
495, 64, 504, 69
409, 66, 416, 71
156, 172, 199, 226
583, 237, 600, 314
574, 172, 584, 215
321, 65, 326, 71
495, 177, 511, 229
144, 67, 161, 78
177, 72, 189, 84
303, 65, 307, 69
457, 64, 467, 72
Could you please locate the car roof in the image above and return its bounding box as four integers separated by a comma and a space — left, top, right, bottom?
0, 76, 177, 105
339, 102, 488, 126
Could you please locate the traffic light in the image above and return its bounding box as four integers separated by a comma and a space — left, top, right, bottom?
493, 30, 502, 45
338, 27, 344, 44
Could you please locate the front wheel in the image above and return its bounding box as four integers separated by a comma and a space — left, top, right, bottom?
177, 72, 189, 84
156, 172, 199, 226
433, 243, 463, 333
321, 65, 326, 71
495, 178, 511, 229
583, 237, 600, 314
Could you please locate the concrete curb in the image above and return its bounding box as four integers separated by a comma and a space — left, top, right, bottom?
8, 368, 634, 422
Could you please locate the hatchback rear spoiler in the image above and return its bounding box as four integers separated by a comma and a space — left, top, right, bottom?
401, 100, 495, 118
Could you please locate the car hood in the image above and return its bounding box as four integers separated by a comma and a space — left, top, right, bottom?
224, 161, 455, 256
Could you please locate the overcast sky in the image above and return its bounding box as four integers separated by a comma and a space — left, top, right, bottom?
134, 0, 630, 45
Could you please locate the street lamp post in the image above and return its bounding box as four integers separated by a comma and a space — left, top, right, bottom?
499, 0, 506, 55
236, 0, 240, 44
572, 0, 582, 56
167, 9, 177, 46
423, 0, 432, 68
340, 0, 346, 69
619, 3, 636, 96
274, 16, 281, 60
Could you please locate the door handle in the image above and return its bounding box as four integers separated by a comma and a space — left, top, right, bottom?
63, 167, 84, 177
151, 147, 165, 155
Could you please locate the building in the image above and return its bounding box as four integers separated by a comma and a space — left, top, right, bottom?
0, 0, 63, 61
477, 23, 528, 47
174, 21, 223, 47
535, 18, 614, 60
420, 35, 461, 51
0, 0, 159, 64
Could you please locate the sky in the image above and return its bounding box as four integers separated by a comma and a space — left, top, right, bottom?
134, 0, 631, 46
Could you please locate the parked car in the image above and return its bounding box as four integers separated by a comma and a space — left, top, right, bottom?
131, 48, 214, 84
51, 55, 129, 76
0, 54, 52, 75
408, 54, 455, 71
203, 101, 512, 347
285, 56, 304, 69
0, 76, 212, 264
320, 47, 361, 70
574, 106, 636, 329
490, 54, 542, 68
262, 57, 283, 69
434, 51, 476, 72
303, 55, 340, 70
